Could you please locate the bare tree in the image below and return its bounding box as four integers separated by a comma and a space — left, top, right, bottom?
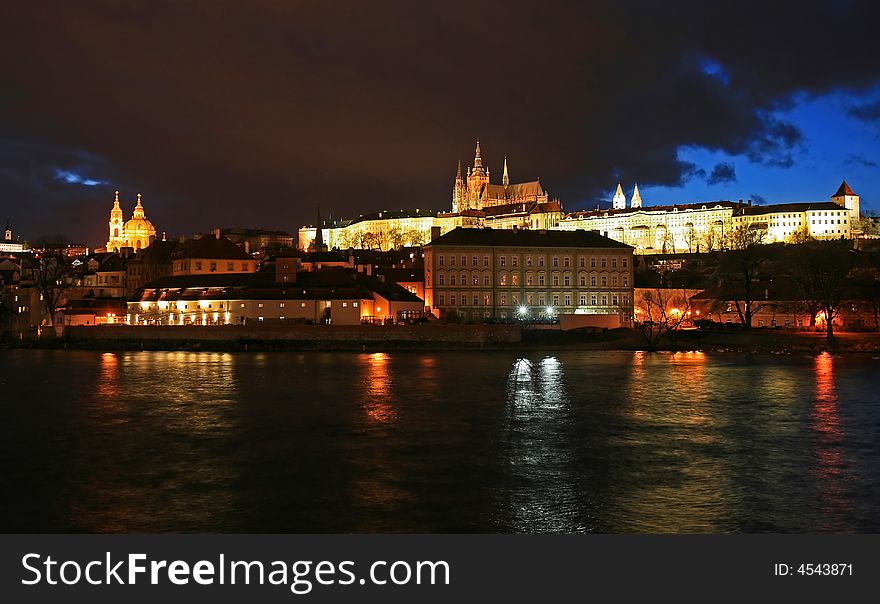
28, 250, 74, 327
711, 226, 772, 329
635, 287, 693, 350
790, 239, 857, 346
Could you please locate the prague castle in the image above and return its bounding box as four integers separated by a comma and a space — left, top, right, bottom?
298, 141, 562, 250
106, 191, 157, 251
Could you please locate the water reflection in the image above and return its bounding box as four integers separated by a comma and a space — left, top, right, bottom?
811, 353, 848, 525
362, 352, 397, 424
66, 352, 242, 531
501, 356, 584, 532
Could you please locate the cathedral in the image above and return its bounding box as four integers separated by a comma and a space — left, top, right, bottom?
452, 141, 549, 212
106, 191, 157, 251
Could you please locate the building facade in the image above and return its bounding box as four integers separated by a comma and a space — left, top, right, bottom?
424, 227, 634, 326
106, 191, 157, 251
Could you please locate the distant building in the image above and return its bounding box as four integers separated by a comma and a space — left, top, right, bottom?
170, 231, 256, 276
1, 220, 25, 253
106, 191, 157, 252
556, 181, 861, 253
424, 227, 635, 326
221, 227, 294, 252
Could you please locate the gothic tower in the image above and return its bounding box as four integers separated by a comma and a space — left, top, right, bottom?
831, 180, 860, 222
612, 183, 626, 210
467, 140, 490, 210
631, 183, 643, 208
452, 160, 466, 212
502, 156, 510, 188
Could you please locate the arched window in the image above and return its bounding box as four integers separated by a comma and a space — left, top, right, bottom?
114, 228, 119, 237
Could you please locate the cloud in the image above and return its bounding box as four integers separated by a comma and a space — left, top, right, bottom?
751, 193, 768, 204
0, 1, 879, 236
706, 162, 737, 185
845, 153, 878, 168
846, 100, 880, 122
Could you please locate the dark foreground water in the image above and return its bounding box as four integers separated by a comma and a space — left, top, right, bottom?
1, 349, 879, 533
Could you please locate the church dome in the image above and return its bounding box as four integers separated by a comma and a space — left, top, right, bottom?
123, 216, 156, 235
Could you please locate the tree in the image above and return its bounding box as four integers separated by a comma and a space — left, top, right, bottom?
786, 224, 812, 244
28, 250, 74, 327
634, 286, 693, 350
684, 224, 698, 253
790, 239, 857, 346
711, 226, 772, 329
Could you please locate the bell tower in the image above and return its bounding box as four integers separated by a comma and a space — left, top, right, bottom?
107, 190, 125, 251
467, 140, 490, 210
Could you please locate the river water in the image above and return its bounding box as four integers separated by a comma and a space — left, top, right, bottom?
1, 349, 878, 533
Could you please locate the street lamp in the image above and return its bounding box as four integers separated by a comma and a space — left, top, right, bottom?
518, 305, 529, 317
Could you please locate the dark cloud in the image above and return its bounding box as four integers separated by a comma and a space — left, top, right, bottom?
845, 153, 878, 168
1, 1, 880, 242
751, 193, 768, 205
707, 162, 737, 186
847, 100, 880, 121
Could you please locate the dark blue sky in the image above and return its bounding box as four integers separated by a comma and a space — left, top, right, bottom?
1, 1, 879, 245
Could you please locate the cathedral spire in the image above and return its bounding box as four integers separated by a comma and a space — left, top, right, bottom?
113, 190, 120, 208
132, 193, 146, 219
473, 139, 483, 171
313, 207, 325, 251
612, 183, 626, 210
502, 156, 509, 187
631, 183, 642, 208
455, 159, 463, 181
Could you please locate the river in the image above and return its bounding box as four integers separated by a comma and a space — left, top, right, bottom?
1, 349, 878, 532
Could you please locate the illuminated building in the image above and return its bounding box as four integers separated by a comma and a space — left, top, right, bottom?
127, 267, 423, 326
556, 181, 861, 252
297, 141, 562, 251
1, 220, 25, 253
424, 227, 634, 326
169, 230, 256, 276
105, 191, 157, 251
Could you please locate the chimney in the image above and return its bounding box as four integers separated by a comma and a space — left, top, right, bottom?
214, 228, 221, 240
244, 240, 250, 254
430, 226, 441, 241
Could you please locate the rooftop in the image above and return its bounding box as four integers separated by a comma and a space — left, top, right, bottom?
427, 227, 632, 249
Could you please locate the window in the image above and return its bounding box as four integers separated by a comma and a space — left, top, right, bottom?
564, 294, 571, 306
538, 257, 545, 267
242, 263, 248, 271
500, 256, 506, 267
601, 294, 607, 305
580, 294, 587, 306
601, 257, 607, 268
461, 256, 466, 266
526, 256, 533, 267
342, 302, 348, 307
539, 295, 545, 306
483, 274, 490, 286
564, 275, 570, 286
512, 274, 519, 286
539, 274, 545, 286
590, 257, 596, 268
258, 303, 263, 308
439, 294, 445, 305
473, 295, 479, 306
227, 262, 234, 271
601, 276, 607, 286
279, 302, 285, 308
527, 274, 534, 286
195, 261, 203, 270
451, 294, 457, 305
553, 294, 559, 306
240, 303, 245, 308
553, 257, 559, 267
484, 255, 490, 266
579, 275, 586, 287
483, 295, 490, 306
552, 275, 559, 286
450, 255, 456, 266
622, 275, 628, 287
612, 275, 618, 286
450, 274, 457, 285
511, 256, 518, 267
500, 294, 507, 305
439, 274, 445, 285
579, 257, 585, 268
591, 275, 597, 286
473, 274, 479, 285
591, 294, 597, 305
439, 255, 445, 266
612, 294, 619, 305
564, 257, 570, 268
500, 274, 507, 286
472, 256, 478, 266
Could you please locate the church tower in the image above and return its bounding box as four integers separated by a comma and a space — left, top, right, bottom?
831, 180, 860, 222
631, 183, 643, 208
452, 160, 466, 212
467, 140, 490, 210
107, 190, 125, 251
502, 156, 510, 188
4, 219, 11, 242
612, 183, 626, 210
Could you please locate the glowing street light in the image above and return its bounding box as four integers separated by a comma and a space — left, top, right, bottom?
545, 306, 554, 316
518, 305, 529, 316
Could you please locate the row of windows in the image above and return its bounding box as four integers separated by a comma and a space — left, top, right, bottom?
437, 273, 629, 287
135, 300, 360, 311
175, 261, 252, 272
436, 292, 630, 307
437, 254, 629, 269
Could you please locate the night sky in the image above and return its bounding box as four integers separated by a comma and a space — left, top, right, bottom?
2, 1, 879, 246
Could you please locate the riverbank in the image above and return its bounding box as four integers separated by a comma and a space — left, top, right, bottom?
4, 324, 880, 353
